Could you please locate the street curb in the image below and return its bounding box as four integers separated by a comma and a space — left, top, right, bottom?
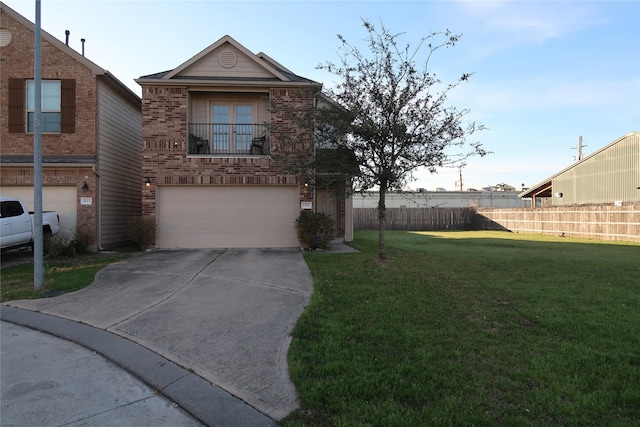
0, 305, 277, 427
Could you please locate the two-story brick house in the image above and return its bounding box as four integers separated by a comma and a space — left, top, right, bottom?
0, 2, 141, 251
136, 35, 353, 248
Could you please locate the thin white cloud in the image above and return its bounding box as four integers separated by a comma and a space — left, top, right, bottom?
454, 76, 640, 113
453, 1, 605, 56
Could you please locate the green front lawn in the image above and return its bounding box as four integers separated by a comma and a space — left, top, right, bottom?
1, 252, 135, 303
284, 230, 640, 426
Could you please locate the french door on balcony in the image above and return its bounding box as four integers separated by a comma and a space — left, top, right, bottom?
211, 102, 254, 153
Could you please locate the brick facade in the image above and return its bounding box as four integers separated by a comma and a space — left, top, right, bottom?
136, 34, 352, 245
140, 86, 316, 218
1, 4, 141, 251
1, 6, 99, 248
0, 10, 97, 157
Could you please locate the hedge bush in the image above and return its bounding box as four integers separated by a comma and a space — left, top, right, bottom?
128, 216, 157, 251
295, 211, 336, 250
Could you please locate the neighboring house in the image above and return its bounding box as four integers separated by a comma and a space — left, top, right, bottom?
354, 190, 527, 209
520, 132, 640, 208
0, 2, 142, 251
136, 35, 353, 249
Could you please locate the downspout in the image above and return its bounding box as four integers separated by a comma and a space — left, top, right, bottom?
94, 80, 103, 251
93, 165, 103, 251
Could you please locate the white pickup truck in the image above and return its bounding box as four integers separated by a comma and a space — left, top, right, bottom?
0, 196, 60, 252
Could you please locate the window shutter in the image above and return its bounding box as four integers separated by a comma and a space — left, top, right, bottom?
60, 79, 75, 133
8, 78, 25, 133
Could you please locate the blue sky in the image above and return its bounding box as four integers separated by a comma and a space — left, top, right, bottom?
5, 0, 639, 191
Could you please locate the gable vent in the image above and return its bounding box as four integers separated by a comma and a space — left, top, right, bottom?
0, 29, 12, 47
219, 49, 237, 69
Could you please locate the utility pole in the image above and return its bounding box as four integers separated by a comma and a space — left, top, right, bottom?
573, 136, 587, 161
578, 136, 587, 161
458, 166, 463, 191
33, 0, 44, 290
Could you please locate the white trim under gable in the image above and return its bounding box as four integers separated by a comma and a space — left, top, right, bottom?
257, 52, 295, 74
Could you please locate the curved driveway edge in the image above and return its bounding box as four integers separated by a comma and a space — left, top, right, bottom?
2, 248, 314, 422
1, 306, 274, 427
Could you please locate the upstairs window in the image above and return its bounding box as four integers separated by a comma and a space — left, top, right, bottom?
8, 78, 75, 134
27, 80, 61, 132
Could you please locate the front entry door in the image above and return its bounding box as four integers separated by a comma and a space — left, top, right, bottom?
212, 103, 254, 153
317, 189, 339, 225
317, 190, 341, 238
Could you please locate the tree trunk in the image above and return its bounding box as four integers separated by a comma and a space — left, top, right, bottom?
377, 185, 387, 261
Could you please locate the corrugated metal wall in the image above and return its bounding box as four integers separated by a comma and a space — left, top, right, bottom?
553, 133, 639, 205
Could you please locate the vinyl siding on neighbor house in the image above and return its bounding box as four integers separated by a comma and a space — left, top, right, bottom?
97, 79, 142, 247
1, 2, 142, 251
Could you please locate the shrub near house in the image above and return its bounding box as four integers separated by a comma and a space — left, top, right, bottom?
295, 212, 336, 250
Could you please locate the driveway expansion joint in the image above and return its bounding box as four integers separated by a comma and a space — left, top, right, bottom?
1, 247, 316, 424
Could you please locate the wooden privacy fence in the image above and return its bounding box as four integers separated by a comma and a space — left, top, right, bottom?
476, 204, 640, 243
353, 205, 640, 243
354, 207, 475, 231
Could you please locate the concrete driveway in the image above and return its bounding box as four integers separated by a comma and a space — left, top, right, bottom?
0, 248, 33, 269
3, 248, 314, 421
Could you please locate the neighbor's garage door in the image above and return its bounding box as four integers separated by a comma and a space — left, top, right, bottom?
156, 186, 300, 248
0, 186, 77, 237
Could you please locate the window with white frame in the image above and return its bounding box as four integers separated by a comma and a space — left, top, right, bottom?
26, 80, 61, 132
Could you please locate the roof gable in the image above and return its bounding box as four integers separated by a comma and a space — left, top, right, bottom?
0, 2, 139, 105
164, 35, 289, 82
1, 1, 103, 75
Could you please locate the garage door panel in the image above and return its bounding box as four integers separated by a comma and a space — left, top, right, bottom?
0, 186, 77, 238
156, 186, 299, 249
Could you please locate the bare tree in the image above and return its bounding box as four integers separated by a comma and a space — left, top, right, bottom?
318, 20, 487, 261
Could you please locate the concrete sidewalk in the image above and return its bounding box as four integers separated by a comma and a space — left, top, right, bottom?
1, 320, 206, 427
1, 247, 321, 425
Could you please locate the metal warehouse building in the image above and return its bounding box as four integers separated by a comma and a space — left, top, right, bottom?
520, 132, 640, 207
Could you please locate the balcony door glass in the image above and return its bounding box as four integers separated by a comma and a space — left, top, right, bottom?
212, 103, 253, 153
212, 105, 230, 152
235, 105, 253, 151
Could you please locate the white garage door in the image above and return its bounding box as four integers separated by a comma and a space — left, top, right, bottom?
156, 185, 300, 249
0, 186, 77, 238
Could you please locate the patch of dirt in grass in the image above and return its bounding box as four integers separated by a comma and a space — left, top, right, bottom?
522, 319, 540, 327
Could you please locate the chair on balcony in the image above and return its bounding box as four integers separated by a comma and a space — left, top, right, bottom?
189, 134, 209, 154
251, 135, 266, 155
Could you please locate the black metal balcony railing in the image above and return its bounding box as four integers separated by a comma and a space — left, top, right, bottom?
188, 123, 269, 155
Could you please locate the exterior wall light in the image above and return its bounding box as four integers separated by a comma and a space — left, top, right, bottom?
555, 192, 563, 198
82, 181, 89, 192
144, 177, 152, 187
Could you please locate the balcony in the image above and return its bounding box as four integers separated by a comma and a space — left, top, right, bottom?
188, 123, 269, 156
